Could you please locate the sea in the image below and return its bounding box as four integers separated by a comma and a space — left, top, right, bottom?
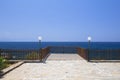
0, 42, 120, 50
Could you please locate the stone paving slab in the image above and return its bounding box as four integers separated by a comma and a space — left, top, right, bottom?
47, 53, 83, 60
0, 59, 120, 80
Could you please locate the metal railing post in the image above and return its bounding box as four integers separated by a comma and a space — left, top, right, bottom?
40, 49, 42, 62
87, 49, 89, 62
87, 40, 90, 62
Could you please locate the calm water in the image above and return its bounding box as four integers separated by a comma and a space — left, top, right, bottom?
0, 42, 120, 49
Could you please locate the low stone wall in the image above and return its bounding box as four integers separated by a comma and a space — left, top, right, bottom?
0, 61, 24, 76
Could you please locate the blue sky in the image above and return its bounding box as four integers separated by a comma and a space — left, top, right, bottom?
0, 0, 120, 42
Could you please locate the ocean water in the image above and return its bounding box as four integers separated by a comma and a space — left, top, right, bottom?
0, 42, 120, 49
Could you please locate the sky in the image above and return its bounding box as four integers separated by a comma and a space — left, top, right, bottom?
0, 0, 120, 42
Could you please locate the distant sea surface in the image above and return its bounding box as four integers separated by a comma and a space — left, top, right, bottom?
0, 42, 120, 49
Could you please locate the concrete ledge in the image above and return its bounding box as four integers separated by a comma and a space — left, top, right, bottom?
10, 59, 45, 62
0, 61, 24, 76
90, 60, 120, 63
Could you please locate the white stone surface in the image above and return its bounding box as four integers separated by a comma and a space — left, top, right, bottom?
47, 54, 83, 60
0, 60, 120, 80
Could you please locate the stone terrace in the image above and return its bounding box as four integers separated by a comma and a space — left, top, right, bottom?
0, 54, 120, 80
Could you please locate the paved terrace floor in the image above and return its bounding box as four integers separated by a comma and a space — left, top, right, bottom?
0, 53, 120, 80
47, 53, 83, 60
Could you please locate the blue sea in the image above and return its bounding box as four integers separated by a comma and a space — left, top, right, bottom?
0, 42, 120, 50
